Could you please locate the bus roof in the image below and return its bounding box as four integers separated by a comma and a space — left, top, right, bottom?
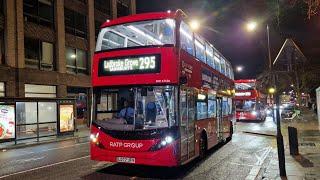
101, 12, 176, 28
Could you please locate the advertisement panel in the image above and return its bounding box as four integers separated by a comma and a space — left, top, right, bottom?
59, 105, 74, 133
0, 104, 15, 141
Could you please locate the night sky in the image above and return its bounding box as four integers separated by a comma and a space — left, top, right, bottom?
136, 0, 320, 79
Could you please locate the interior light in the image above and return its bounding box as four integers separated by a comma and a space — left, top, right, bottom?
70, 54, 76, 59
165, 19, 175, 28
197, 94, 206, 100
180, 28, 193, 40
128, 25, 163, 45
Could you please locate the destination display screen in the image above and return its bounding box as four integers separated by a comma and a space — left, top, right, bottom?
98, 54, 161, 76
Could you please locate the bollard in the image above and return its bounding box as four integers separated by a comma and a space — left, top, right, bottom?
288, 126, 299, 155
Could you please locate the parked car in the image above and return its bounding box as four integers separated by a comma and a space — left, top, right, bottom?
281, 103, 295, 119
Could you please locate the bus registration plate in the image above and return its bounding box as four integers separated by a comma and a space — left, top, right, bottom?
116, 157, 135, 163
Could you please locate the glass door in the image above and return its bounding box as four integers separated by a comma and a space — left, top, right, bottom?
216, 97, 223, 141
187, 89, 195, 158
180, 88, 195, 162
180, 89, 188, 162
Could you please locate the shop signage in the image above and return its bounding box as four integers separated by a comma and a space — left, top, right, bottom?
99, 54, 161, 76
0, 105, 15, 140
235, 92, 252, 97
110, 141, 143, 149
59, 105, 74, 132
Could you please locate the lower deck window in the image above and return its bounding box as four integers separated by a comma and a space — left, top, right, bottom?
197, 102, 208, 120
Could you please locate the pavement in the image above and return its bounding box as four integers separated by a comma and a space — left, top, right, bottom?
0, 125, 90, 151
238, 108, 320, 180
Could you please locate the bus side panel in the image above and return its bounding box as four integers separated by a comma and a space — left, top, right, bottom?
194, 118, 219, 151
222, 115, 232, 139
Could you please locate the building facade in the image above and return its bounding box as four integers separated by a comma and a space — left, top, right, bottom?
0, 0, 136, 127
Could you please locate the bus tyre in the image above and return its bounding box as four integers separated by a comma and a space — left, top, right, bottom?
199, 135, 207, 159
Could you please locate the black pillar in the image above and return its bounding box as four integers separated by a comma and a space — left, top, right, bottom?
275, 94, 287, 177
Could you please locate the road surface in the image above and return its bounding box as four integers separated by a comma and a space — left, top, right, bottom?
0, 118, 278, 180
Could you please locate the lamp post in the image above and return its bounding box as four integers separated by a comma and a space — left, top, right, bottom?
248, 21, 287, 177
275, 88, 287, 176
245, 21, 272, 69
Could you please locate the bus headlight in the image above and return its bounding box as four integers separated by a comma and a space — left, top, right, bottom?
90, 133, 99, 143
251, 111, 257, 116
161, 136, 174, 146
150, 136, 174, 151
165, 136, 173, 143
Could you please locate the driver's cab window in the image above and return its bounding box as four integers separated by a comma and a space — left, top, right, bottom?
94, 86, 176, 131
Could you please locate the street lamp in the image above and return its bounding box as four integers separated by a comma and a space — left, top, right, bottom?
245, 21, 272, 69
246, 21, 257, 32
268, 87, 276, 94
248, 21, 286, 177
190, 19, 200, 31
236, 66, 244, 72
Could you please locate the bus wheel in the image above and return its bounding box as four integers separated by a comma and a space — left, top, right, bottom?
199, 135, 207, 159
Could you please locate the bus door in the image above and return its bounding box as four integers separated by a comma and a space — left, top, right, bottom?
180, 88, 195, 162
216, 97, 223, 141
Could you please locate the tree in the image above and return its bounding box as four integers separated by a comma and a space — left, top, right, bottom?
301, 63, 320, 98
288, 0, 320, 19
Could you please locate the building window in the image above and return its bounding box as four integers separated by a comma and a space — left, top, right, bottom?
0, 0, 4, 14
94, 0, 111, 15
65, 8, 87, 38
25, 84, 56, 98
66, 47, 88, 74
0, 82, 4, 97
0, 31, 4, 65
77, 0, 87, 3
23, 0, 54, 28
25, 38, 54, 71
117, 0, 129, 17
95, 21, 103, 40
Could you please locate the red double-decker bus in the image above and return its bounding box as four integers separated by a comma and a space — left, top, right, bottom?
90, 10, 235, 167
235, 79, 266, 121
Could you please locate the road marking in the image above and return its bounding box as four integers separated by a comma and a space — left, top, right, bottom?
11, 156, 46, 163
0, 155, 90, 179
6, 142, 88, 156
229, 162, 254, 167
245, 147, 272, 180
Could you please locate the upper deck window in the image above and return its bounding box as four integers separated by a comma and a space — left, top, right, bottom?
194, 35, 206, 63
205, 43, 214, 68
96, 19, 175, 51
180, 21, 194, 56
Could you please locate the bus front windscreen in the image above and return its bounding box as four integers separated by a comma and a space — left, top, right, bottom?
95, 19, 175, 51
235, 100, 256, 111
94, 86, 177, 131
